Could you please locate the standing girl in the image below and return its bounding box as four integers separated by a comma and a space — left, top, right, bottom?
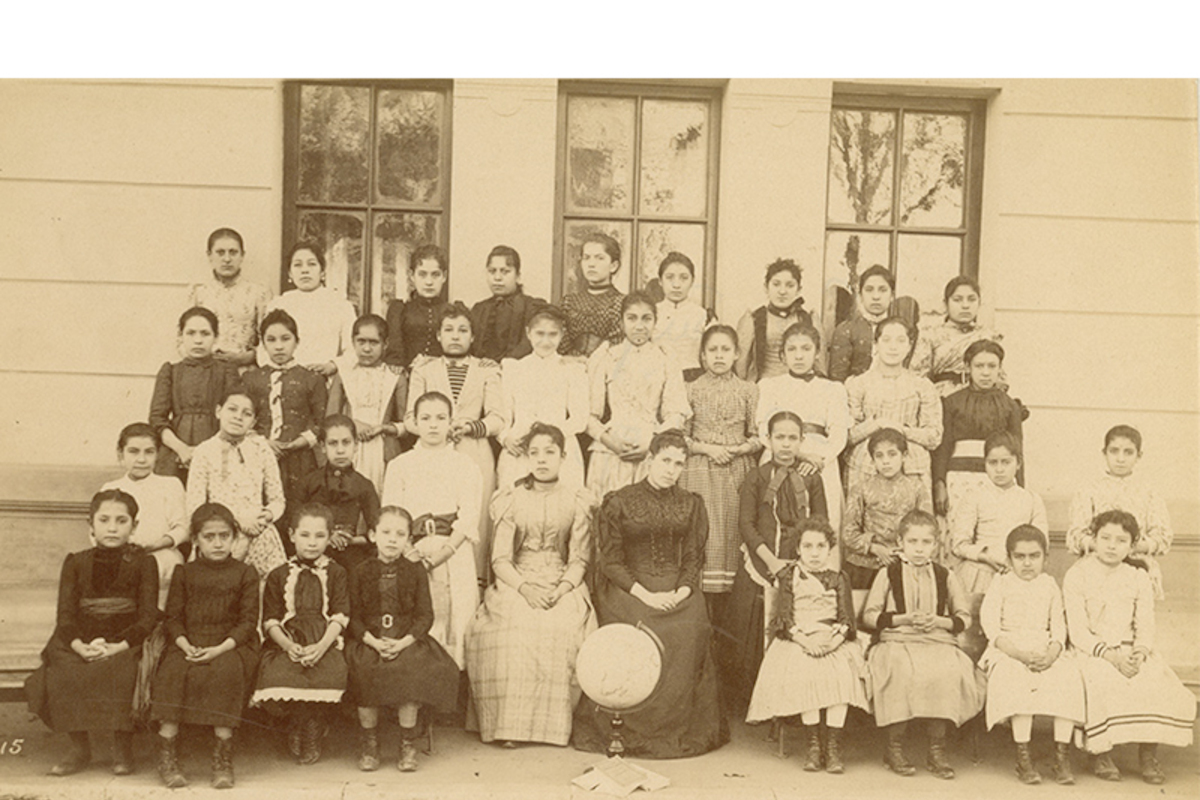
862, 510, 984, 780
406, 303, 503, 580
585, 291, 690, 500
266, 243, 357, 377
151, 503, 260, 789
186, 388, 288, 579
1064, 510, 1195, 783
470, 244, 547, 362
746, 517, 869, 774
244, 309, 327, 523
680, 325, 760, 600
735, 258, 818, 383
910, 276, 1004, 397
187, 227, 272, 369
979, 525, 1084, 785
726, 411, 827, 705
756, 322, 850, 533
652, 252, 711, 378
559, 232, 625, 357
1066, 425, 1173, 597
465, 424, 598, 747
150, 306, 242, 481
827, 264, 895, 383
26, 489, 157, 777
932, 339, 1024, 527
844, 316, 942, 506
328, 314, 408, 495
382, 391, 482, 669
251, 504, 349, 765
497, 306, 589, 489
347, 507, 459, 772
385, 244, 451, 368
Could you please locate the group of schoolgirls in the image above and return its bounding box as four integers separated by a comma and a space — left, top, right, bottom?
27, 226, 1194, 789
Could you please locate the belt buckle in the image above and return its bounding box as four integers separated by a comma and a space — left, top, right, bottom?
381, 614, 394, 630
424, 518, 438, 539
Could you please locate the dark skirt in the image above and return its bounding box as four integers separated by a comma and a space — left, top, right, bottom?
844, 561, 879, 591
719, 565, 765, 708
572, 583, 728, 759
329, 542, 375, 577
252, 615, 347, 710
346, 637, 459, 713
151, 645, 259, 727
38, 638, 141, 732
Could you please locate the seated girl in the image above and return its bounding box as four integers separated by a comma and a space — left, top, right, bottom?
1063, 510, 1195, 784
465, 423, 598, 747
26, 489, 157, 778
746, 517, 869, 775
863, 509, 984, 780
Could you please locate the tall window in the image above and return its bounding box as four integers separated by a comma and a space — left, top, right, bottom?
555, 82, 721, 305
283, 81, 451, 314
824, 94, 986, 321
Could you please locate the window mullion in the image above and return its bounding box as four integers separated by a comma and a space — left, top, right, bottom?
889, 105, 905, 281
631, 93, 644, 292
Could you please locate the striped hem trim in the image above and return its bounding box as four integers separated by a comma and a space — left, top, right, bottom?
250, 688, 345, 705
1086, 714, 1196, 738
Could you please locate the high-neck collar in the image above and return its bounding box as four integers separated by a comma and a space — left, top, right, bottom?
181, 355, 214, 367
586, 284, 615, 296
267, 359, 297, 371
788, 369, 817, 382
946, 317, 979, 333
766, 302, 798, 319
218, 432, 246, 446
856, 300, 890, 325
411, 293, 443, 306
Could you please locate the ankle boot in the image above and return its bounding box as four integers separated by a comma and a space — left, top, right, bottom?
825, 727, 845, 774
1052, 742, 1075, 785
157, 735, 188, 788
358, 727, 380, 772
1139, 743, 1164, 785
802, 725, 823, 771
1015, 742, 1041, 784
287, 717, 302, 759
398, 725, 419, 772
299, 716, 323, 765
927, 736, 955, 779
884, 730, 915, 776
1093, 752, 1121, 781
112, 731, 135, 775
211, 736, 234, 790
50, 731, 91, 776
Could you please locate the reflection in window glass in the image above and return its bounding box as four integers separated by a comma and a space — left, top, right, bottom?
897, 234, 962, 321
640, 100, 709, 217
901, 113, 966, 228
562, 220, 632, 297
566, 96, 636, 214
827, 109, 896, 225
638, 223, 705, 304
373, 213, 441, 310
376, 90, 444, 205
297, 211, 365, 312
824, 230, 892, 294
298, 85, 370, 204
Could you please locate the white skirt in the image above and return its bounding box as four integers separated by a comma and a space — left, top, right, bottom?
746, 637, 870, 722
1075, 650, 1195, 752
981, 646, 1086, 729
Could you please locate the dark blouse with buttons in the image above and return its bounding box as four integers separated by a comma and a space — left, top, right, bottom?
294, 463, 381, 531
243, 364, 327, 443
470, 289, 546, 362
53, 546, 158, 647
164, 556, 260, 648
384, 295, 449, 367
597, 480, 709, 595
347, 557, 434, 641
149, 357, 242, 446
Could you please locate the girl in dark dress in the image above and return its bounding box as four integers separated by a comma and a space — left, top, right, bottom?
150, 306, 242, 481
572, 431, 728, 759
385, 243, 451, 368
26, 489, 157, 777
152, 503, 260, 789
250, 503, 349, 765
347, 506, 459, 772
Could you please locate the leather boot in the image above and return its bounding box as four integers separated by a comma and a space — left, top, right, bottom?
1052, 742, 1075, 785
1093, 752, 1121, 781
1015, 742, 1041, 784
358, 727, 380, 772
157, 735, 188, 788
50, 731, 91, 776
1139, 743, 1165, 785
299, 716, 323, 765
884, 727, 915, 776
211, 735, 234, 790
927, 736, 955, 779
825, 727, 844, 774
287, 717, 302, 759
802, 725, 823, 772
112, 731, 135, 776
398, 725, 419, 772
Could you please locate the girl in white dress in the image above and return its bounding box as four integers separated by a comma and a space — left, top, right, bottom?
266, 243, 357, 377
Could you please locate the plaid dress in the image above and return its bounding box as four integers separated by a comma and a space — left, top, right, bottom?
680, 371, 758, 593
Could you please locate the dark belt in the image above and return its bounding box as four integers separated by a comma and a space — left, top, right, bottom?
802, 423, 828, 437
411, 513, 456, 543
80, 597, 136, 617
932, 371, 966, 385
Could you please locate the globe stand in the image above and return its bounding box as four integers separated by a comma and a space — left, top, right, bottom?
606, 710, 626, 758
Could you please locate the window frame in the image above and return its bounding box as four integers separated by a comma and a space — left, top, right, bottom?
824, 92, 987, 288
552, 80, 723, 306
282, 79, 453, 314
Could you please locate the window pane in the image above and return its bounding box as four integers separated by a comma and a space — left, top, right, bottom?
298, 85, 370, 204
639, 100, 709, 217
897, 234, 962, 322
372, 212, 441, 312
637, 222, 705, 303
562, 219, 633, 297
901, 113, 966, 228
827, 109, 896, 225
824, 230, 891, 293
376, 89, 444, 205
296, 211, 365, 313
566, 96, 636, 214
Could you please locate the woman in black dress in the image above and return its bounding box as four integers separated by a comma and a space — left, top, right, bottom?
573, 431, 728, 758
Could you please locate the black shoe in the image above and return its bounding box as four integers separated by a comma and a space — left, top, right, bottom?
358, 727, 380, 772
50, 732, 90, 777
1052, 742, 1075, 785
1015, 742, 1041, 785
825, 727, 844, 774
1093, 752, 1121, 781
157, 735, 188, 788
802, 725, 823, 772
885, 738, 916, 776
211, 736, 235, 789
1139, 743, 1165, 785
927, 736, 955, 780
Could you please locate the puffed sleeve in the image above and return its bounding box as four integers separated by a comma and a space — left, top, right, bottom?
597, 494, 637, 593
229, 564, 261, 647
734, 309, 756, 381
164, 479, 187, 546
479, 360, 504, 437
1065, 486, 1095, 556
678, 494, 708, 591
116, 553, 159, 647
149, 362, 174, 435
1062, 562, 1103, 656
53, 554, 82, 645
1131, 567, 1156, 655
563, 488, 595, 589
327, 562, 350, 630
488, 489, 518, 572
164, 564, 188, 642
828, 322, 853, 383
949, 488, 983, 561
904, 377, 943, 450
